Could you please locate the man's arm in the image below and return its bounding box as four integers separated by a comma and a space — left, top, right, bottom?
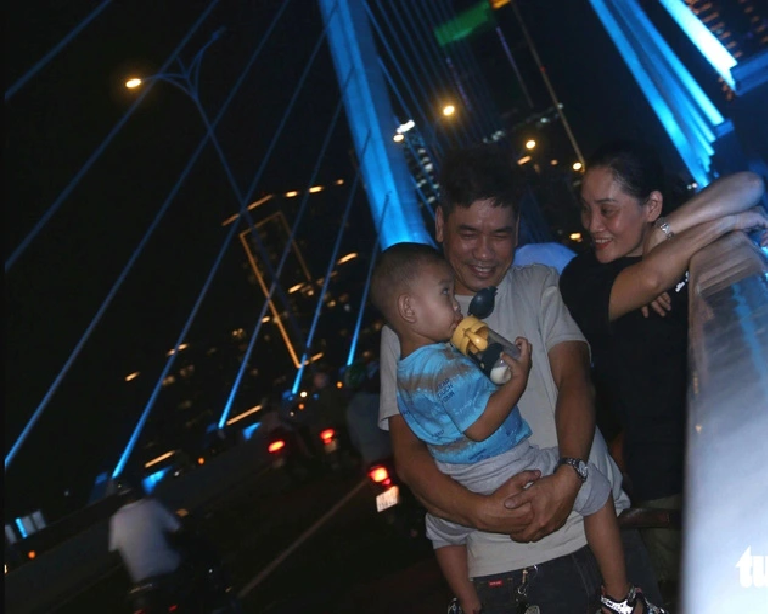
390, 414, 540, 532
503, 341, 595, 542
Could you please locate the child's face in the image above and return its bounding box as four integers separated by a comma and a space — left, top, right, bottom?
410, 261, 462, 342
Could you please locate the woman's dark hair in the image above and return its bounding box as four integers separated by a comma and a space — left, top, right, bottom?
586, 140, 665, 202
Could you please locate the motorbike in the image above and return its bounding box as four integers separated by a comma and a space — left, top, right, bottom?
317, 425, 360, 474
266, 425, 317, 483
127, 564, 241, 614
127, 514, 242, 614
365, 457, 425, 539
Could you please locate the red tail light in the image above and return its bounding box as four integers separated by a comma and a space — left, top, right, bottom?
168, 606, 178, 612
268, 440, 285, 453
369, 466, 389, 483
320, 428, 336, 443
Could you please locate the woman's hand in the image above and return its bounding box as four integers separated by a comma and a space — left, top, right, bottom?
641, 291, 671, 318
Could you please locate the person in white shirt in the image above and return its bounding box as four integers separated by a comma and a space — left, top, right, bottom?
108, 479, 183, 584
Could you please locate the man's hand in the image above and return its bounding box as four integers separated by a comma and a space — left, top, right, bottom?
502, 466, 580, 542
473, 469, 541, 534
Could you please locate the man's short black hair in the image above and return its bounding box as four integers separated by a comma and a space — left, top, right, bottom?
439, 145, 524, 219
370, 242, 445, 326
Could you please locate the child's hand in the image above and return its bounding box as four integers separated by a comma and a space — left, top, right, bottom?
501, 337, 532, 382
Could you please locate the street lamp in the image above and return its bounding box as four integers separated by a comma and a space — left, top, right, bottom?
525, 139, 536, 150
125, 77, 143, 89
442, 104, 456, 117
573, 162, 583, 171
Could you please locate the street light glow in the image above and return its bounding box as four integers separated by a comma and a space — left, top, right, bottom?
573, 162, 583, 171
442, 104, 456, 117
525, 139, 536, 150
393, 133, 405, 143
125, 77, 143, 89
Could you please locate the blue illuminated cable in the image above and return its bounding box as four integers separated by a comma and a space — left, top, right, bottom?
5, 0, 114, 102
217, 80, 350, 429
422, 0, 499, 140
393, 0, 475, 147
376, 62, 438, 224
4, 0, 221, 273
432, 0, 501, 139
379, 1, 464, 150
292, 133, 371, 393
378, 59, 442, 199
346, 194, 390, 366
363, 1, 443, 150
203, 14, 335, 354
5, 1, 290, 471
112, 217, 243, 478
432, 0, 502, 138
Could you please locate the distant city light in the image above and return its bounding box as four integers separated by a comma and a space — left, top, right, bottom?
337, 252, 358, 264
335, 179, 344, 185
309, 186, 324, 193
125, 371, 140, 382
393, 133, 405, 143
285, 190, 299, 197
570, 232, 583, 241
525, 139, 536, 150
551, 159, 558, 165
442, 104, 456, 117
573, 162, 583, 171
517, 155, 532, 165
397, 119, 415, 134
125, 77, 142, 89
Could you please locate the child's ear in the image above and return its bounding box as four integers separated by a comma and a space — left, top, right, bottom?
397, 293, 417, 324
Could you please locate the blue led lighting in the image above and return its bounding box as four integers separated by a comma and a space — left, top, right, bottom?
15, 518, 28, 540
657, 0, 736, 88
588, 0, 725, 188
242, 422, 261, 440
142, 467, 170, 494
319, 0, 433, 250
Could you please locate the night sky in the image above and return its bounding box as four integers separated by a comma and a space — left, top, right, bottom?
5, 0, 722, 519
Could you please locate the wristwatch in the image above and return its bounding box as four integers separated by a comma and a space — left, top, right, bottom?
558, 457, 588, 483
654, 216, 674, 240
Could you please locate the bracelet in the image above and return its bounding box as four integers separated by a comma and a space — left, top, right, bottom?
654, 217, 674, 240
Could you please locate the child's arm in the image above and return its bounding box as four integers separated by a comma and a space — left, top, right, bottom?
464, 337, 532, 441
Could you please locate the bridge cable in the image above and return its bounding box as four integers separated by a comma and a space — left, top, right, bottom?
5, 0, 289, 471
5, 0, 114, 102
4, 0, 221, 273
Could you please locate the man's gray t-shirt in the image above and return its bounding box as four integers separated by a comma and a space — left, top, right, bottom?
379, 264, 629, 577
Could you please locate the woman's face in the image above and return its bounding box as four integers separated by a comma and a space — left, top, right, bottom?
580, 166, 662, 263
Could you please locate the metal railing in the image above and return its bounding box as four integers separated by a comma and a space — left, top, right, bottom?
683, 231, 768, 612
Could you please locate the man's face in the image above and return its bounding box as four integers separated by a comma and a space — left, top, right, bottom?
435, 199, 518, 295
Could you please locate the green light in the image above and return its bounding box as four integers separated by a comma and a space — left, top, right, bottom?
434, 1, 494, 47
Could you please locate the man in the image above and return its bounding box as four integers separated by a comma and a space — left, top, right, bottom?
378, 146, 661, 612
108, 478, 183, 584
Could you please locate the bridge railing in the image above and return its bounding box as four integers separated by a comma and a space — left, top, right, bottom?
682, 231, 768, 612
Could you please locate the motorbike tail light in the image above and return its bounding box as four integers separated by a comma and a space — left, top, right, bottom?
268, 440, 285, 453
369, 466, 389, 483
320, 428, 336, 443
168, 606, 178, 612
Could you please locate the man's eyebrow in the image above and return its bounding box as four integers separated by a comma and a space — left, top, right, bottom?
595, 197, 617, 204
456, 224, 515, 233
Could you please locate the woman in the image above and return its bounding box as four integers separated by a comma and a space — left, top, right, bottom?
559, 140, 766, 587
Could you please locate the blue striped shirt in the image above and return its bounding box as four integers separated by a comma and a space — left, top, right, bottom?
397, 344, 531, 464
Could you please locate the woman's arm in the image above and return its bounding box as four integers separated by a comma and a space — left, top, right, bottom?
646, 172, 764, 251
608, 176, 766, 322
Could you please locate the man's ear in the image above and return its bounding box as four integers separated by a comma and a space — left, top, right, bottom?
435, 206, 445, 243
397, 293, 417, 324
645, 190, 664, 222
